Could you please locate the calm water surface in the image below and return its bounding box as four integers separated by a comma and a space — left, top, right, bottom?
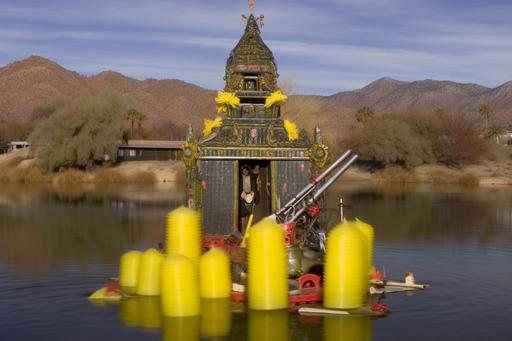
1, 182, 511, 341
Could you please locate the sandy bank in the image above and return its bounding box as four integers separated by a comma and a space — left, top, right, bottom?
1, 148, 511, 187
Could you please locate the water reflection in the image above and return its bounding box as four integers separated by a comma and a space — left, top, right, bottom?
119, 296, 162, 329
201, 298, 232, 338
248, 309, 289, 341
0, 184, 183, 270
162, 316, 200, 341
325, 183, 512, 248
323, 315, 372, 341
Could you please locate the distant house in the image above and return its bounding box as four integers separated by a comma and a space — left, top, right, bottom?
116, 140, 184, 161
7, 141, 30, 153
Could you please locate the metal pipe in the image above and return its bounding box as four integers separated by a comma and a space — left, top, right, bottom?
286, 154, 358, 223
313, 154, 358, 200
276, 150, 352, 216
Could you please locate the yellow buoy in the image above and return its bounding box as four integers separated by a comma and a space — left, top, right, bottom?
247, 218, 288, 310
119, 250, 142, 293
136, 248, 163, 296
324, 315, 373, 341
199, 247, 231, 298
166, 207, 201, 262
323, 221, 366, 309
354, 218, 375, 296
161, 253, 201, 317
162, 316, 200, 341
200, 298, 232, 338
249, 309, 289, 341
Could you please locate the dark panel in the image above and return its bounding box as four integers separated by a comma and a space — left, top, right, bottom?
275, 160, 309, 210
200, 160, 236, 234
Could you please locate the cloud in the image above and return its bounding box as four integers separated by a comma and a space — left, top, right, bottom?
1, 0, 511, 94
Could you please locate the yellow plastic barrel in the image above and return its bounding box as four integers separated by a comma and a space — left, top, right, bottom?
199, 247, 231, 298
200, 298, 232, 338
354, 218, 375, 296
324, 315, 373, 341
166, 207, 201, 263
249, 309, 289, 341
163, 316, 200, 341
136, 248, 163, 296
161, 253, 201, 317
247, 218, 288, 310
323, 221, 366, 309
119, 250, 142, 293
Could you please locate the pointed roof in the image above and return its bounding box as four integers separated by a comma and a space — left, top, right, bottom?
224, 14, 278, 92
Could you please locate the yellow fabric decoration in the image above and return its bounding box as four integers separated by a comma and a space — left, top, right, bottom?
283, 119, 299, 141
215, 91, 240, 113
203, 117, 223, 136
265, 90, 288, 109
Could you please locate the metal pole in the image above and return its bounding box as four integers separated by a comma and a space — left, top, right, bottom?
287, 154, 358, 223
339, 198, 344, 222
276, 150, 352, 216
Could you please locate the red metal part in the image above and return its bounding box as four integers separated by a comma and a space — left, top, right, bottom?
231, 274, 323, 306
281, 222, 296, 246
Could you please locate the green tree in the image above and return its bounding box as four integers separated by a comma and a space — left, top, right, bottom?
478, 103, 492, 131
355, 115, 434, 168
486, 124, 505, 144
355, 106, 375, 125
126, 108, 145, 136
28, 92, 126, 171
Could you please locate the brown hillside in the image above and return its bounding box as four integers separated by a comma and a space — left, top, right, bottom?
1, 55, 511, 141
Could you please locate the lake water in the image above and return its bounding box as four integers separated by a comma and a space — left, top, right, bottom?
1, 182, 511, 341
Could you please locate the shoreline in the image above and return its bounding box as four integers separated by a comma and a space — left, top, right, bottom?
1, 149, 511, 187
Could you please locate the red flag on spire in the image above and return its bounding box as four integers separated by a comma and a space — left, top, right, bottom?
248, 0, 254, 12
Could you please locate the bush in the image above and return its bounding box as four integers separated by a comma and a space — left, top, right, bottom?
0, 120, 33, 145
354, 113, 437, 168
432, 113, 489, 166
28, 92, 126, 171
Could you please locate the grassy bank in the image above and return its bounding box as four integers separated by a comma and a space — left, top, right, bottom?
1, 148, 511, 187
0, 149, 185, 185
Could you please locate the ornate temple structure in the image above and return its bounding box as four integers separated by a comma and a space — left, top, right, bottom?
183, 14, 329, 234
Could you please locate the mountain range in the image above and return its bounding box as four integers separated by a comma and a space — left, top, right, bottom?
1, 55, 511, 139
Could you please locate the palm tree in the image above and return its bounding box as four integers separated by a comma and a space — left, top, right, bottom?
355, 106, 375, 125
126, 108, 145, 137
478, 103, 492, 132
486, 124, 505, 144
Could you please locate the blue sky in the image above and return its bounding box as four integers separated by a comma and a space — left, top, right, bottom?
0, 0, 511, 94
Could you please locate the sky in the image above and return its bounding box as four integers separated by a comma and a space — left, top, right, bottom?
0, 0, 511, 95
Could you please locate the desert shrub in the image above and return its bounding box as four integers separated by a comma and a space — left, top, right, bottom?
354, 113, 436, 168
376, 165, 418, 183
28, 91, 126, 171
53, 170, 87, 186
0, 163, 47, 184
93, 168, 128, 183
433, 113, 489, 165
458, 173, 479, 187
130, 170, 156, 183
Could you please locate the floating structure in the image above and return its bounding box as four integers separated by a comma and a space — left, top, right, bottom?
182, 13, 330, 233
89, 9, 431, 334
